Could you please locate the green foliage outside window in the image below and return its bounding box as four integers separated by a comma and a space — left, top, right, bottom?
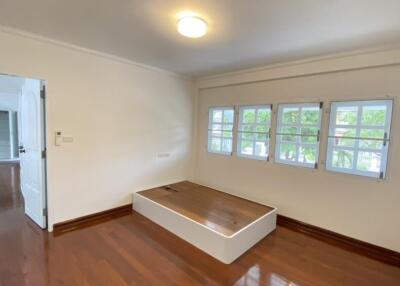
362, 108, 386, 125
282, 108, 299, 124
301, 108, 319, 125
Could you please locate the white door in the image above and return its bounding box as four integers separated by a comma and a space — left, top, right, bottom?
19, 78, 47, 228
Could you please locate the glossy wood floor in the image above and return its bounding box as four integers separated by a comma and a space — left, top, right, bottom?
138, 181, 274, 236
1, 163, 399, 286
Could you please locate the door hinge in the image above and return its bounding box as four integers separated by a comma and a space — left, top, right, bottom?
40, 85, 46, 99
43, 208, 47, 216
41, 150, 46, 159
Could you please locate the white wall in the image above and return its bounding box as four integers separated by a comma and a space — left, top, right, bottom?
194, 64, 400, 252
0, 28, 195, 229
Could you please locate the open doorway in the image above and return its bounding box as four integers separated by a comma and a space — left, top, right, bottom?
0, 73, 47, 229
0, 75, 22, 162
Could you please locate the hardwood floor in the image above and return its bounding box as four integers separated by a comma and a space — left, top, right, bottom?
0, 164, 399, 286
138, 181, 274, 236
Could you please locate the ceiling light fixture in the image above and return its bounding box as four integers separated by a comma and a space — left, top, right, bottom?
177, 15, 207, 38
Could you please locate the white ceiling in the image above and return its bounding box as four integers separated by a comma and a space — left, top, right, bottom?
0, 0, 400, 77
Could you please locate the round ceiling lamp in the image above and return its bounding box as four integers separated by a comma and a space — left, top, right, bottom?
177, 15, 207, 38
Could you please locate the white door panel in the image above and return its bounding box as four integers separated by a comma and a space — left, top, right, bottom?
19, 78, 46, 229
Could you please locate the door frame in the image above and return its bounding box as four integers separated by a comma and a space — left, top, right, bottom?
40, 80, 48, 229
1, 72, 49, 229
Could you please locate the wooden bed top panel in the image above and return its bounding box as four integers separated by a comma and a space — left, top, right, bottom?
137, 181, 274, 236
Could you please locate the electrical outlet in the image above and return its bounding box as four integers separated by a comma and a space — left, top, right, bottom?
62, 136, 74, 143
157, 152, 171, 158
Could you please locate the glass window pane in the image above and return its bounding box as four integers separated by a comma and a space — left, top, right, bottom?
361, 105, 386, 126
332, 149, 354, 169
223, 110, 234, 123
301, 127, 319, 135
282, 108, 299, 124
301, 135, 318, 144
281, 127, 297, 142
257, 109, 271, 124
221, 139, 232, 153
301, 107, 320, 125
359, 140, 383, 149
357, 151, 381, 173
243, 109, 256, 124
281, 126, 297, 134
299, 146, 316, 163
359, 129, 384, 149
208, 107, 234, 154
255, 142, 268, 157
241, 132, 253, 140
241, 125, 253, 132
222, 124, 233, 131
336, 106, 358, 125
334, 128, 356, 147
255, 125, 268, 133
211, 137, 221, 152
212, 110, 222, 123
277, 103, 321, 167
301, 127, 318, 143
256, 133, 267, 141
238, 106, 270, 159
279, 144, 297, 161
360, 129, 384, 139
222, 131, 233, 138
327, 100, 392, 177
240, 140, 253, 155
211, 124, 222, 136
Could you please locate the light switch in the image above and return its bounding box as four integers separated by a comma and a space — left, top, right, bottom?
55, 131, 62, 146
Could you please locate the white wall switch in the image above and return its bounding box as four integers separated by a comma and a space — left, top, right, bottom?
55, 131, 62, 146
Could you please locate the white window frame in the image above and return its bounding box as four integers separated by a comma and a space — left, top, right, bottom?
326, 100, 393, 179
237, 105, 272, 160
275, 102, 323, 168
207, 106, 235, 155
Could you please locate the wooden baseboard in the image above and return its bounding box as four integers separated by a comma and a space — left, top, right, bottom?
52, 203, 399, 266
277, 215, 400, 267
53, 204, 132, 234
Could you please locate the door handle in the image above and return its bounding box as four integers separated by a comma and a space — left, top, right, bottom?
19, 146, 26, 153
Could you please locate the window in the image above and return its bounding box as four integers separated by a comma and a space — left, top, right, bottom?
275, 103, 322, 168
208, 107, 235, 155
326, 100, 392, 178
237, 105, 272, 160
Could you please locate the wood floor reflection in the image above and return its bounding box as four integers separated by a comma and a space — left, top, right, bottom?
0, 163, 399, 285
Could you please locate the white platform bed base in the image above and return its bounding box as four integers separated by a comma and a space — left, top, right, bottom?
133, 192, 277, 264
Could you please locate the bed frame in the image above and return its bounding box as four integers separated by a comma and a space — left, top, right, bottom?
133, 181, 277, 264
